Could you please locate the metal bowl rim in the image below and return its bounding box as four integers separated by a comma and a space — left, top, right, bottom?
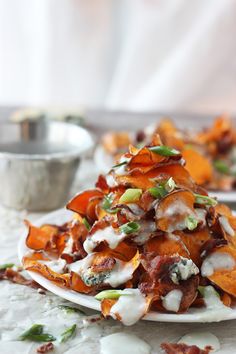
0, 121, 94, 161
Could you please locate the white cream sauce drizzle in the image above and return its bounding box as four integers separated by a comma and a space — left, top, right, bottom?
83, 226, 126, 254
110, 289, 147, 326
162, 289, 183, 312
178, 332, 220, 352
157, 200, 195, 232
219, 216, 235, 236
62, 237, 73, 255
106, 174, 118, 188
133, 221, 156, 245
199, 286, 232, 322
38, 258, 66, 274
195, 208, 207, 227
100, 332, 151, 354
68, 253, 94, 274
114, 157, 131, 176
201, 252, 235, 277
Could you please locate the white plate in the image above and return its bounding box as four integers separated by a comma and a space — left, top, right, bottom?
18, 208, 236, 323
94, 145, 236, 203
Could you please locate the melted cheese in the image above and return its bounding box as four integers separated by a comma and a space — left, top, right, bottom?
110, 289, 147, 325
178, 332, 220, 352
100, 333, 151, 354
162, 289, 183, 312
201, 252, 235, 277
83, 226, 125, 254
219, 216, 235, 236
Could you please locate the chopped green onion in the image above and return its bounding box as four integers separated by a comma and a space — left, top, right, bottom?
119, 221, 140, 235
59, 324, 77, 343
58, 305, 85, 315
83, 218, 91, 231
194, 193, 217, 206
119, 188, 142, 203
184, 144, 194, 150
185, 215, 198, 231
19, 324, 56, 342
165, 177, 176, 192
148, 186, 167, 198
214, 160, 230, 175
149, 145, 180, 156
102, 194, 119, 214
95, 289, 133, 301
0, 263, 14, 270
112, 161, 127, 168
198, 285, 220, 298
148, 178, 176, 199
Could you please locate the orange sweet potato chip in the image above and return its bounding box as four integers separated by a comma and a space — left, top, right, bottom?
182, 149, 213, 185
67, 189, 104, 215
116, 164, 194, 190
25, 221, 59, 251
23, 255, 70, 288
206, 246, 236, 297
145, 234, 189, 259
156, 190, 195, 232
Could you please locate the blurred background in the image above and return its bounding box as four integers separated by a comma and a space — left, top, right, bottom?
0, 0, 236, 114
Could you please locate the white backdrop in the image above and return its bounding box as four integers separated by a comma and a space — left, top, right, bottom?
0, 0, 236, 113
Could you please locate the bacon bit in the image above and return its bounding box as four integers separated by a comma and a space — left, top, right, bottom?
0, 267, 40, 289
91, 257, 116, 273
200, 239, 227, 258
37, 342, 54, 353
95, 174, 109, 193
161, 342, 212, 354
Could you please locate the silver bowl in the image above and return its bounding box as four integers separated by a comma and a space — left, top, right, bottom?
0, 120, 93, 211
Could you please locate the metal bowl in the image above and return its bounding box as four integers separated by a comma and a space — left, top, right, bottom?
0, 120, 93, 211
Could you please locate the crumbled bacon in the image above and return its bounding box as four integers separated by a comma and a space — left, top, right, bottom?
161, 342, 212, 354
37, 342, 54, 353
0, 267, 41, 289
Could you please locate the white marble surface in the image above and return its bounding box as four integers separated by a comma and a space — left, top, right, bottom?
0, 159, 236, 354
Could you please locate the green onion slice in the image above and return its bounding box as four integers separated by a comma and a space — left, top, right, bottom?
119, 188, 142, 203
194, 193, 217, 206
102, 194, 119, 214
213, 160, 230, 175
95, 289, 133, 301
198, 285, 220, 299
148, 186, 167, 198
165, 177, 176, 192
185, 215, 198, 231
58, 305, 85, 315
119, 221, 140, 235
19, 324, 56, 342
149, 145, 180, 156
112, 161, 127, 168
59, 324, 77, 343
83, 218, 91, 231
0, 263, 14, 270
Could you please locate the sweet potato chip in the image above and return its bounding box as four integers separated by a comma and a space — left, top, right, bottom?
25, 221, 59, 251
156, 190, 195, 232
23, 255, 70, 287
182, 149, 213, 185
145, 234, 189, 259
67, 189, 104, 215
